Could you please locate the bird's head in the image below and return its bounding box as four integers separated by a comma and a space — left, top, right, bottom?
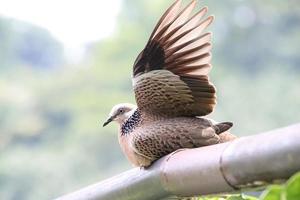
103, 103, 137, 127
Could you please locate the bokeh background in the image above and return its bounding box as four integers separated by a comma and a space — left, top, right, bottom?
0, 0, 299, 199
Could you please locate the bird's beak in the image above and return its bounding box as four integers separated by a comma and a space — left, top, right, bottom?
103, 117, 113, 127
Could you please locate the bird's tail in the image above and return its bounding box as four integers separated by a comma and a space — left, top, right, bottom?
213, 122, 233, 135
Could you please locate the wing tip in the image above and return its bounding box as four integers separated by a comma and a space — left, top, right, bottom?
191, 0, 197, 7
206, 15, 215, 26
174, 0, 183, 7
198, 6, 208, 15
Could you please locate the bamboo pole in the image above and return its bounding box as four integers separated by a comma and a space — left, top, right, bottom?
56, 123, 300, 200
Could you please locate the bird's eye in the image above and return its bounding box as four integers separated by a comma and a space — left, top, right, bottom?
119, 109, 124, 113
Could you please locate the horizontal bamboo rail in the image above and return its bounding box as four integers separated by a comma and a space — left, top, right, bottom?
56, 123, 300, 200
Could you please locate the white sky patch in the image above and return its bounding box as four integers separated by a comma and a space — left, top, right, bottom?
0, 0, 121, 63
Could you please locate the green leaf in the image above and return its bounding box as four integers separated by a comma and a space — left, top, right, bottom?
198, 194, 258, 200
227, 194, 258, 200
198, 197, 226, 200
286, 172, 300, 200
227, 195, 247, 200
240, 194, 259, 200
259, 185, 283, 200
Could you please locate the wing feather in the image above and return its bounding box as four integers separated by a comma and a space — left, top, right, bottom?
131, 118, 221, 165
132, 0, 216, 117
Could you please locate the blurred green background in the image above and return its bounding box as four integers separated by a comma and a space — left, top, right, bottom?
0, 0, 299, 199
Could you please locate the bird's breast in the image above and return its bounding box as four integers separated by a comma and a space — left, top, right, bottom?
118, 132, 151, 167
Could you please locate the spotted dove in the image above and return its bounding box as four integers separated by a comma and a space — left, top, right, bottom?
103, 0, 236, 168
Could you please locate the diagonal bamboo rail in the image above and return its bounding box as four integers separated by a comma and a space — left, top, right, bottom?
56, 123, 300, 200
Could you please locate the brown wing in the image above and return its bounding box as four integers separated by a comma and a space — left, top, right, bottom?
133, 0, 216, 117
131, 118, 222, 163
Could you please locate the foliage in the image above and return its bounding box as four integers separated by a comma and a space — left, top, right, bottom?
198, 194, 256, 200
260, 172, 300, 200
199, 172, 300, 200
0, 17, 63, 70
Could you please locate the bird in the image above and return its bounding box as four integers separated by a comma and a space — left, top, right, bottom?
103, 0, 237, 168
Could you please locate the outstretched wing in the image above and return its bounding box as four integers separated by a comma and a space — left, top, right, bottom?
133, 0, 216, 117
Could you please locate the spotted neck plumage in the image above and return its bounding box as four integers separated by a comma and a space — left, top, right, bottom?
121, 109, 141, 136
